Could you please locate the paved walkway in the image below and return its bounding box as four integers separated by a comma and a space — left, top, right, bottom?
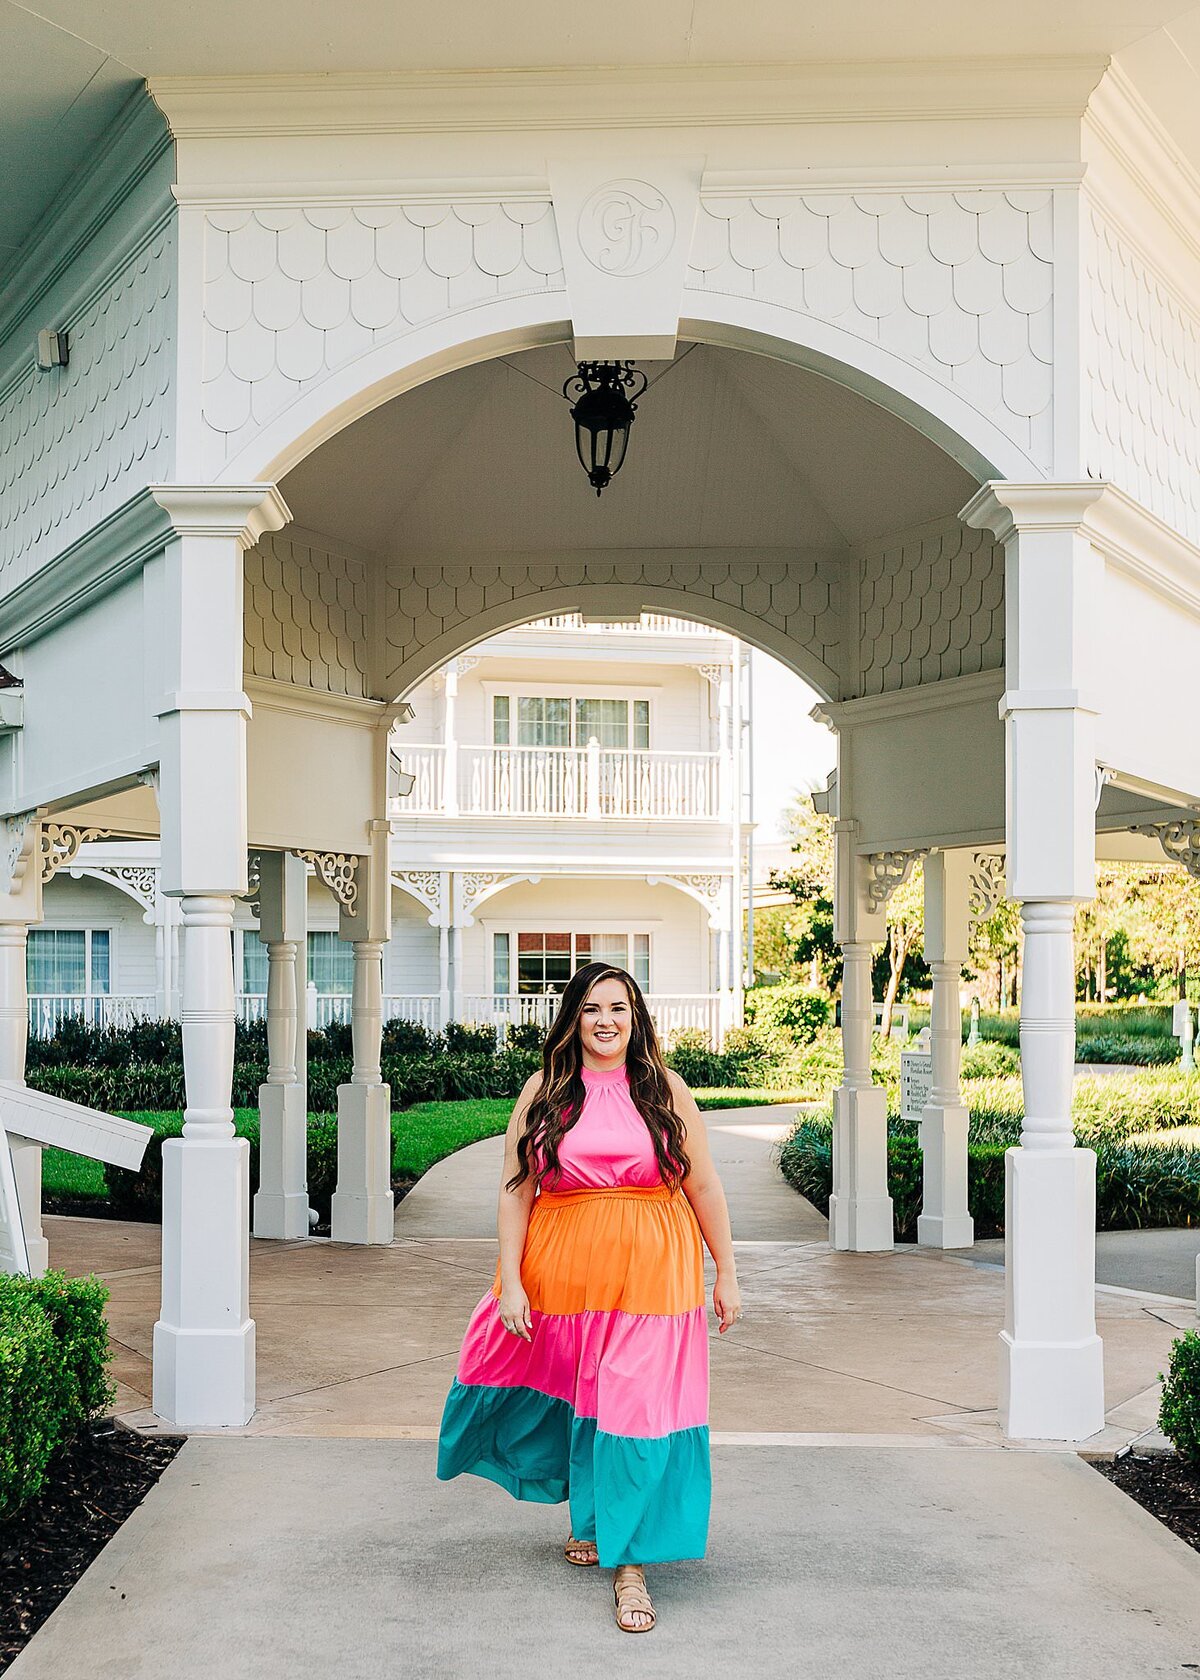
21, 1106, 1200, 1678
11, 1438, 1200, 1679
43, 1108, 1193, 1445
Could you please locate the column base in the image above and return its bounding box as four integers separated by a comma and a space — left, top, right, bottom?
916, 1103, 974, 1249
152, 1320, 256, 1428
331, 1082, 395, 1245
829, 1084, 893, 1252
998, 1331, 1105, 1441
998, 1143, 1105, 1441
253, 1082, 310, 1240
154, 1136, 255, 1426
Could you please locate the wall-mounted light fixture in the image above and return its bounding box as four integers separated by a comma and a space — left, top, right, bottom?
36, 330, 69, 371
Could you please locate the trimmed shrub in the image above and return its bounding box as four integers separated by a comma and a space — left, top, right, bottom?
744, 985, 831, 1044
775, 1117, 1009, 1241
1159, 1330, 1200, 1464
505, 1020, 546, 1054
444, 1021, 498, 1054
960, 1041, 1021, 1079
0, 1270, 114, 1520
1076, 1035, 1176, 1066
777, 1080, 1200, 1238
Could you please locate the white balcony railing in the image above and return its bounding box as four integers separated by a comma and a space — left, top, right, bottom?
28, 994, 158, 1037
237, 992, 443, 1032
519, 613, 719, 636
398, 742, 723, 819
461, 992, 721, 1045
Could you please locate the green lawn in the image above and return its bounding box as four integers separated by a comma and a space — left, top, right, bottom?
40, 1087, 807, 1204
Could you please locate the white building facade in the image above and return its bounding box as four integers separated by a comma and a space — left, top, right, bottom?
4, 21, 1200, 1444
32, 616, 751, 1045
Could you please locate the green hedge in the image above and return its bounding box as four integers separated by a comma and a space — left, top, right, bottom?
0, 1270, 114, 1520
30, 1047, 544, 1115
777, 1079, 1200, 1239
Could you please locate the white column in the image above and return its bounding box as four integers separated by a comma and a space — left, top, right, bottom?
155, 894, 254, 1423
917, 850, 974, 1249
729, 639, 745, 1016
332, 823, 394, 1244
0, 918, 48, 1275
443, 664, 459, 817
448, 873, 462, 1024
150, 482, 289, 1429
830, 819, 893, 1251
1001, 901, 1103, 1437
438, 912, 450, 1032
332, 939, 393, 1242
253, 850, 309, 1240
961, 481, 1105, 1441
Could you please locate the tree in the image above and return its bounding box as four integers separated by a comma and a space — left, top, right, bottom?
759, 797, 838, 989
876, 864, 924, 1037
1122, 865, 1200, 999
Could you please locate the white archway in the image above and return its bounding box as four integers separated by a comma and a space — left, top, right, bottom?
220, 290, 1043, 491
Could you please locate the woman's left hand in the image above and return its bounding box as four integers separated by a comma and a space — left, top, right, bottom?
713, 1274, 742, 1334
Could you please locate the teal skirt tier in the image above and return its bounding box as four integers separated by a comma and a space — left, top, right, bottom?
437, 1376, 711, 1567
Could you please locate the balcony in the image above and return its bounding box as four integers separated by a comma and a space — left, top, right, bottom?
28, 994, 158, 1036
397, 743, 725, 820
518, 613, 719, 636
27, 991, 723, 1046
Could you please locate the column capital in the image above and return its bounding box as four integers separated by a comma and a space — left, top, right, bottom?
149, 483, 292, 548
958, 480, 1110, 544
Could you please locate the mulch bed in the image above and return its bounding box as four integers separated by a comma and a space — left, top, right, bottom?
1095, 1453, 1200, 1553
0, 1420, 184, 1674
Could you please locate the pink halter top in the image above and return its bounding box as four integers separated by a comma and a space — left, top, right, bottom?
534, 1063, 664, 1191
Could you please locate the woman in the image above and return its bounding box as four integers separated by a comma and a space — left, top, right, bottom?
436, 961, 742, 1634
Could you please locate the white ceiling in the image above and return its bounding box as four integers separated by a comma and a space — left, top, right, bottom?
280, 343, 977, 554
5, 0, 1200, 283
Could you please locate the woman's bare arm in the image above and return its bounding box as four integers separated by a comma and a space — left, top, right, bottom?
495, 1071, 542, 1338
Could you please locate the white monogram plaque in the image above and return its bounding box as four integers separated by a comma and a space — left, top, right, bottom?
577, 179, 676, 277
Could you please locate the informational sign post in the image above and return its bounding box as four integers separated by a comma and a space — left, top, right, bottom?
900, 1050, 934, 1123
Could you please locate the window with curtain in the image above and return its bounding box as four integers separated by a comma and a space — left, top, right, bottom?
27, 929, 111, 995
241, 932, 268, 996
492, 694, 651, 750
516, 696, 571, 747
503, 932, 651, 994
308, 931, 354, 994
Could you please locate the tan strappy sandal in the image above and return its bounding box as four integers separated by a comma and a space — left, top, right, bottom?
613, 1565, 656, 1633
563, 1534, 598, 1566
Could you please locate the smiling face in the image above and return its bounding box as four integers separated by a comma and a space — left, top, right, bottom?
577, 975, 633, 1068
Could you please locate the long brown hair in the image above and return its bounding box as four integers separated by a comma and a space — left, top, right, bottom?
506, 962, 691, 1194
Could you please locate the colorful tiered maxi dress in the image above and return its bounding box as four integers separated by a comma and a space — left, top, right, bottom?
436, 1061, 711, 1566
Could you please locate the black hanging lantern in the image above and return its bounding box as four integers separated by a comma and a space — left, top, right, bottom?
562, 360, 648, 496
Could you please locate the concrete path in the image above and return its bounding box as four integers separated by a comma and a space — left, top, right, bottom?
11, 1436, 1200, 1680
975, 1226, 1200, 1302
394, 1104, 825, 1241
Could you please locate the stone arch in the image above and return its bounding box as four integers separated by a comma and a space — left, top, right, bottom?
221, 289, 1042, 490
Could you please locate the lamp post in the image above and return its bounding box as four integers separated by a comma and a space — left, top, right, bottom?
562, 361, 648, 495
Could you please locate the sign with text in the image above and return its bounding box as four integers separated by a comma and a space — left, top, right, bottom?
900, 1051, 934, 1123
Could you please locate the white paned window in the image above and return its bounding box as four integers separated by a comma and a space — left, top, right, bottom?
493, 931, 511, 994
516, 696, 571, 747
308, 931, 354, 994
492, 693, 651, 749
28, 929, 111, 995
241, 932, 268, 996
504, 932, 651, 994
